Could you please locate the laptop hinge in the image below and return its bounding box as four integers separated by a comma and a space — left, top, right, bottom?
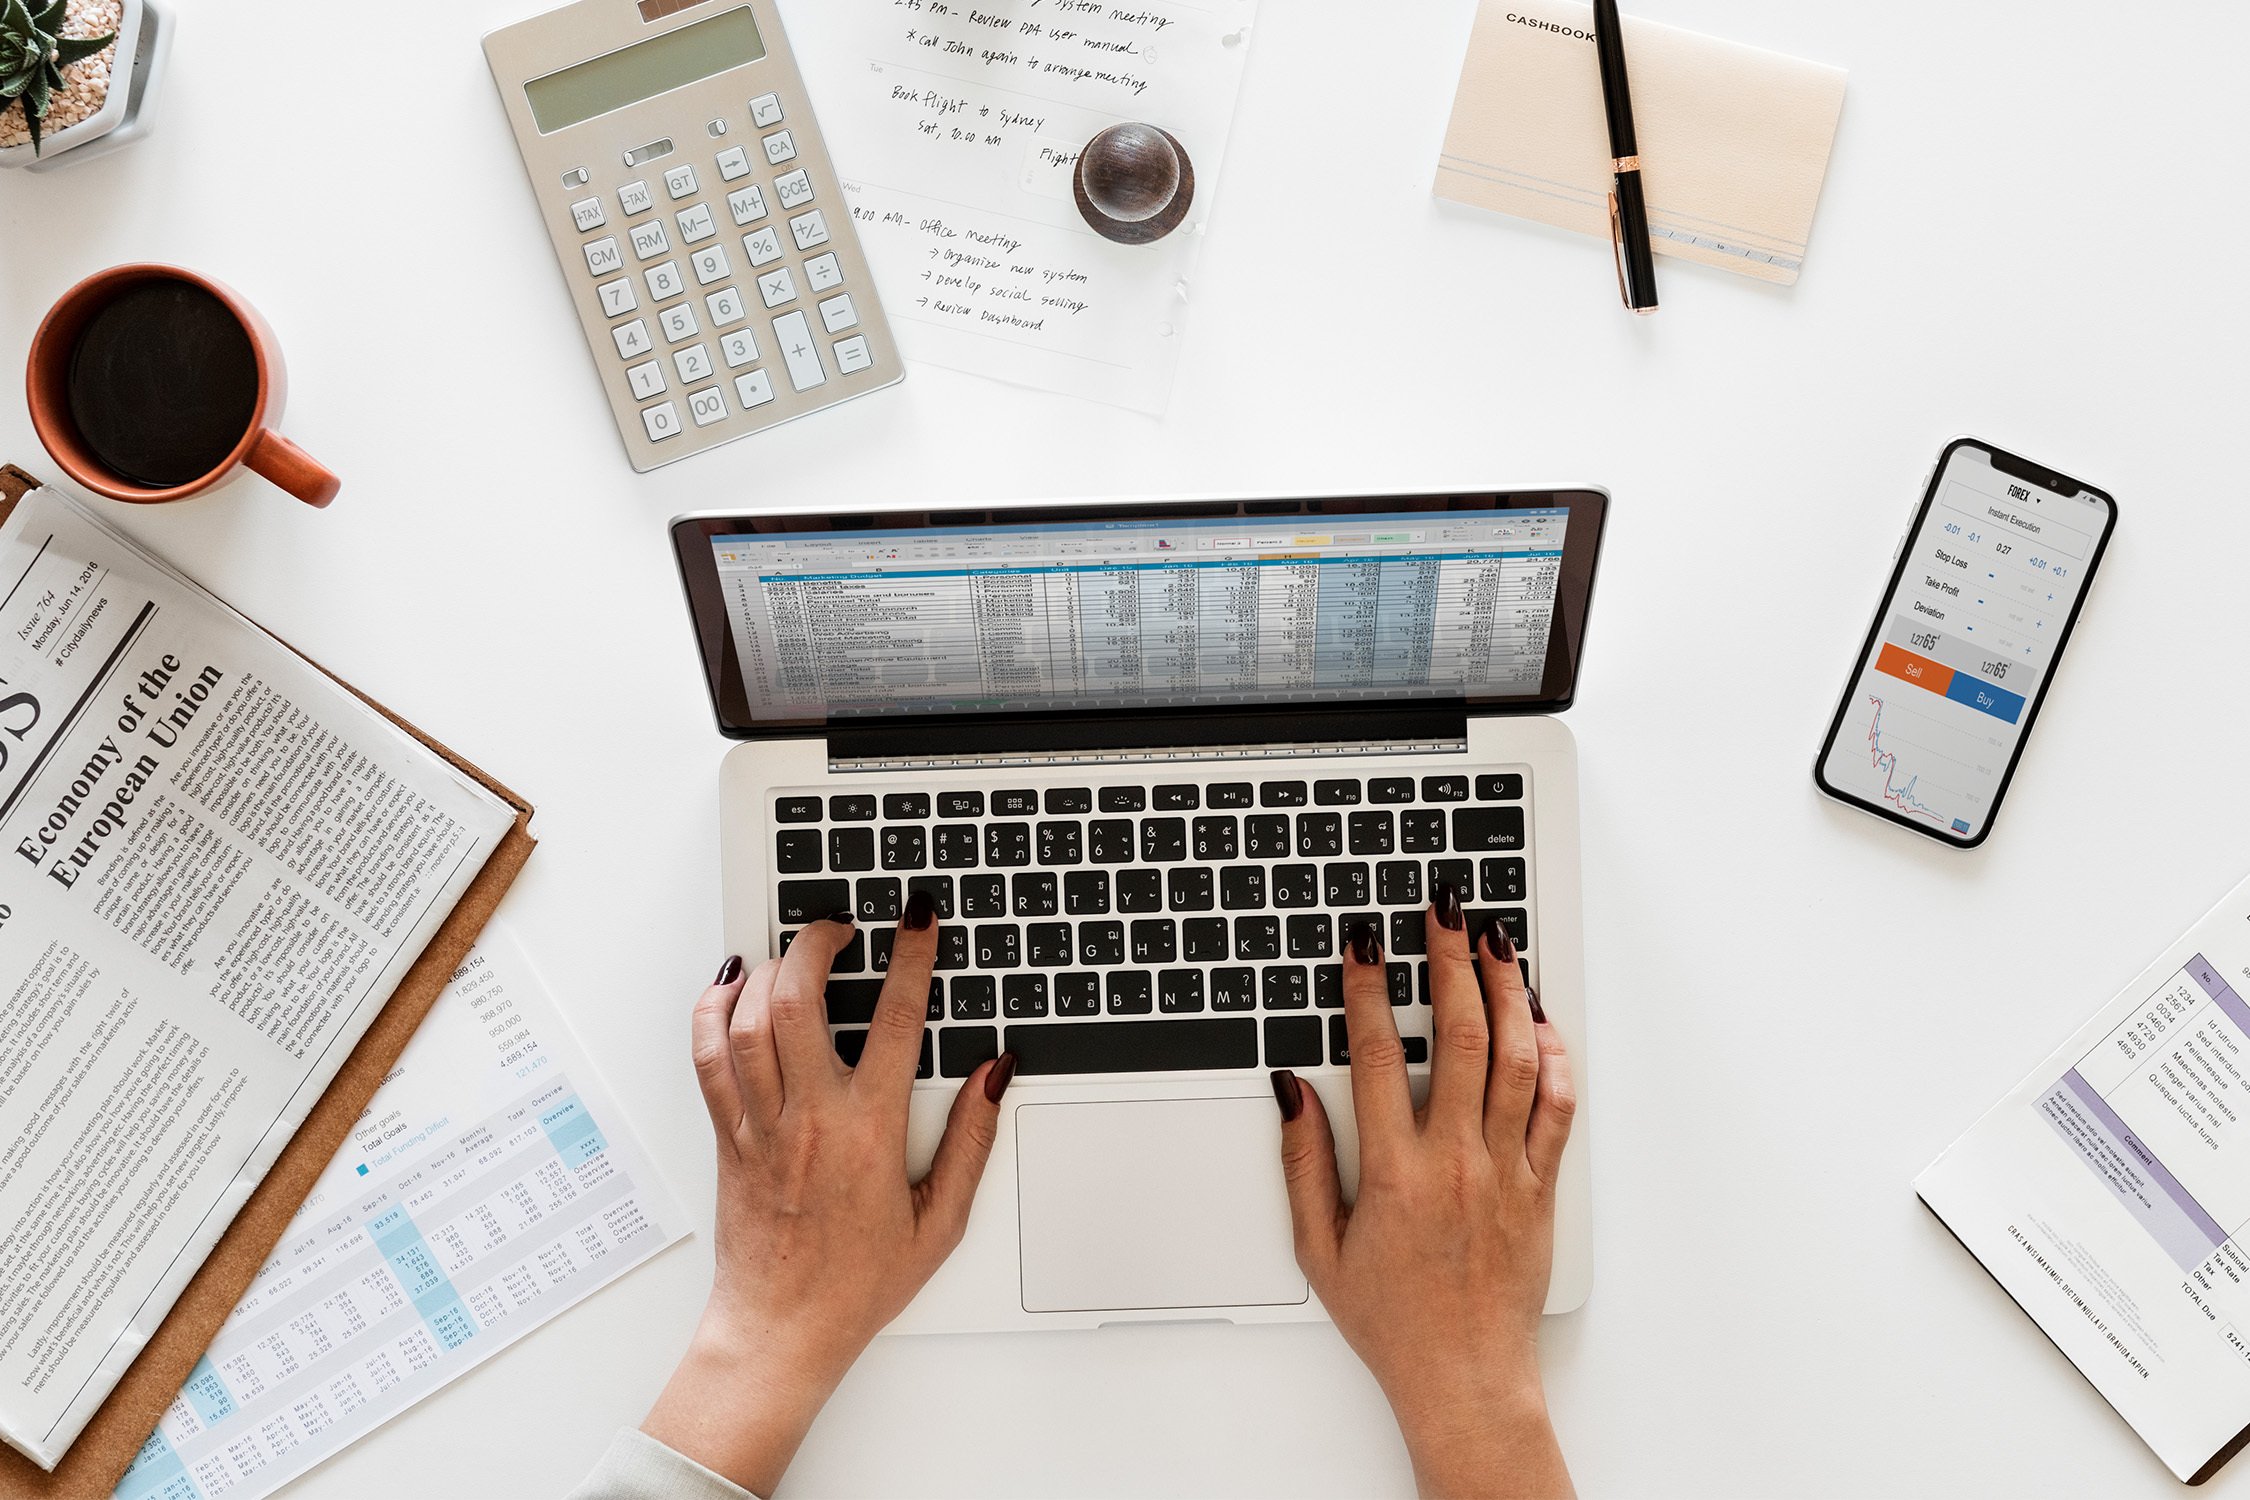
830, 735, 1471, 774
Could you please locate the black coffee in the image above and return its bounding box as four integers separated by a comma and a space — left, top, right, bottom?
66, 282, 261, 489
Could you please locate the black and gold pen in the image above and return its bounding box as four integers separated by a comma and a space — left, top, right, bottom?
1593, 0, 1659, 314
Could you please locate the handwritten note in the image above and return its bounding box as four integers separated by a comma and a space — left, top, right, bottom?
783, 0, 1259, 413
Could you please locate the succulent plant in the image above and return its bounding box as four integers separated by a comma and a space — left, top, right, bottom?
1, 0, 115, 156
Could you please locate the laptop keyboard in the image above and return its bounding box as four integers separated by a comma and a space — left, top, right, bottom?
769, 772, 1534, 1081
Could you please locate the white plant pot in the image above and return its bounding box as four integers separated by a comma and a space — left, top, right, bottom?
0, 0, 170, 171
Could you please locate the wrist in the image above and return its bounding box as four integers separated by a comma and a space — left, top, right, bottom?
640, 1307, 857, 1496
1390, 1369, 1548, 1450
1387, 1352, 1571, 1500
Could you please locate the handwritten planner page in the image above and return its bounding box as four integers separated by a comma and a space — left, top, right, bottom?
785, 0, 1260, 414
111, 928, 687, 1500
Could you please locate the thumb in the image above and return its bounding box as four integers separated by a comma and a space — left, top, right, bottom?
915, 1053, 1014, 1248
1273, 1070, 1344, 1279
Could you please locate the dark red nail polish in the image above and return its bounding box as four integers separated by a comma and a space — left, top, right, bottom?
1434, 884, 1464, 930
715, 955, 743, 986
902, 890, 936, 930
1350, 922, 1383, 966
984, 1051, 1018, 1103
1527, 987, 1547, 1024
1485, 926, 1517, 964
1270, 1068, 1303, 1123
824, 908, 857, 926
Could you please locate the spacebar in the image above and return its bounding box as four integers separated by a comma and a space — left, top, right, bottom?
1004, 1019, 1259, 1075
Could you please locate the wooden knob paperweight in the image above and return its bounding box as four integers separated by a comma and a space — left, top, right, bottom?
1074, 123, 1195, 245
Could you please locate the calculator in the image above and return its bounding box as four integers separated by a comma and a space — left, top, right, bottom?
484, 0, 903, 472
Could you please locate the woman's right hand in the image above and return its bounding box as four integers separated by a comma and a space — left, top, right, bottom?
1272, 888, 1577, 1500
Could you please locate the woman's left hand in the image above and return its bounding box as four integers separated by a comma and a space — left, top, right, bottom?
642, 898, 1011, 1496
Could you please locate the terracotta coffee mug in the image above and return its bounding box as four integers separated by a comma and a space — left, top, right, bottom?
26, 264, 341, 508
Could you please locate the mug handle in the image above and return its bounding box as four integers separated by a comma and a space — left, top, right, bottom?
244, 430, 342, 509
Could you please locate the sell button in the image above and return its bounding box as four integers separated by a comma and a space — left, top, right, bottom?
1874, 643, 1954, 695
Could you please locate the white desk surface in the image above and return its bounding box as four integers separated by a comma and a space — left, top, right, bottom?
1, 0, 2238, 1493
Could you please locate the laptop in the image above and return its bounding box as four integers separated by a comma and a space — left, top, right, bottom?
672, 489, 1606, 1331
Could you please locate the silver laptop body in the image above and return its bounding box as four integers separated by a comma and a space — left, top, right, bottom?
679, 490, 1606, 1331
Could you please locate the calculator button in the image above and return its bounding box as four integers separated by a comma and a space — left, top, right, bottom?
692, 245, 732, 285
819, 294, 859, 334
571, 198, 607, 232
773, 312, 826, 392
646, 262, 686, 301
775, 169, 814, 210
642, 401, 683, 442
677, 204, 718, 245
665, 164, 699, 199
717, 145, 752, 181
613, 319, 654, 359
627, 360, 667, 400
597, 276, 639, 318
688, 386, 729, 427
736, 369, 777, 408
631, 221, 672, 260
619, 180, 654, 215
743, 227, 785, 267
727, 184, 769, 226
660, 303, 701, 342
583, 237, 624, 275
707, 287, 747, 326
750, 92, 784, 127
757, 267, 799, 308
835, 336, 874, 375
763, 129, 797, 166
675, 344, 715, 384
720, 329, 760, 367
789, 209, 831, 252
804, 253, 845, 292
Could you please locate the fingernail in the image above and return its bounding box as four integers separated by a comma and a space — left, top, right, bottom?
715, 955, 743, 985
1527, 987, 1547, 1024
983, 1051, 1018, 1103
1270, 1068, 1303, 1123
1484, 925, 1517, 964
1434, 884, 1464, 930
902, 890, 936, 930
824, 908, 857, 926
1350, 922, 1383, 966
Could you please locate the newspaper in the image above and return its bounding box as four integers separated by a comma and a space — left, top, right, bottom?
0, 488, 516, 1470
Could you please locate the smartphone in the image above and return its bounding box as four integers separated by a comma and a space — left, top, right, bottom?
1814, 438, 2117, 847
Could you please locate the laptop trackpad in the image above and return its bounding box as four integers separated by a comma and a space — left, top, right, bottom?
1016, 1097, 1308, 1315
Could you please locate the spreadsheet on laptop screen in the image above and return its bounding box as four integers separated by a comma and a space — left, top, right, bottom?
710, 510, 1571, 719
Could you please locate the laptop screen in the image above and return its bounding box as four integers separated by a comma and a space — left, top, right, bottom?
704, 509, 1571, 720
672, 491, 1608, 739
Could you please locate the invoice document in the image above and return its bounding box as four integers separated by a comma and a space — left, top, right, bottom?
1921, 872, 2250, 1482
112, 927, 686, 1500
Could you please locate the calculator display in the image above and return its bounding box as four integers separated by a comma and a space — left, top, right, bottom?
525, 5, 766, 133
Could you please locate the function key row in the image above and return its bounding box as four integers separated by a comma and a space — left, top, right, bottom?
773, 775, 1524, 824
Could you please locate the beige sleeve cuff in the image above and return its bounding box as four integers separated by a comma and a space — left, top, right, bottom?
566, 1429, 760, 1500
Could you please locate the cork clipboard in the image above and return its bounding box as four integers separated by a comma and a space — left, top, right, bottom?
0, 464, 539, 1498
